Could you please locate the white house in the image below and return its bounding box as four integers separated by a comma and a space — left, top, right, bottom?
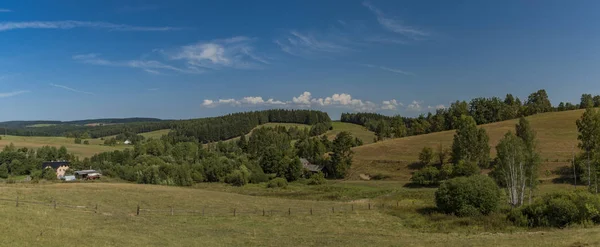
124, 140, 132, 145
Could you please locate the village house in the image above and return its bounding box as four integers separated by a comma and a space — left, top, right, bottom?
300, 158, 324, 173
41, 161, 70, 179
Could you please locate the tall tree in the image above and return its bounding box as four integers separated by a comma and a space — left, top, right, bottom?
515, 117, 540, 203
494, 132, 527, 207
524, 89, 552, 115
580, 94, 594, 109
329, 131, 355, 178
576, 107, 600, 192
451, 115, 490, 168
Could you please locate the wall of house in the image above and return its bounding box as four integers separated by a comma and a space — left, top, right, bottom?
55, 165, 69, 178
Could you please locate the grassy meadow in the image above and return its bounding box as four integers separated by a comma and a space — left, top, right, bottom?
0, 181, 597, 246
0, 135, 126, 158
327, 121, 377, 144
350, 109, 583, 180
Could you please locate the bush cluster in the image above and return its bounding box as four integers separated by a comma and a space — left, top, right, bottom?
267, 178, 288, 188
435, 175, 500, 217
513, 192, 600, 228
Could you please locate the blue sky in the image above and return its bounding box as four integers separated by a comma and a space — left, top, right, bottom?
1, 0, 600, 121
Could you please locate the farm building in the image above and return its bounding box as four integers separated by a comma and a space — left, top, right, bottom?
74, 170, 102, 180
300, 158, 323, 173
41, 161, 70, 179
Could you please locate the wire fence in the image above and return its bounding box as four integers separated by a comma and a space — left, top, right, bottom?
0, 196, 404, 217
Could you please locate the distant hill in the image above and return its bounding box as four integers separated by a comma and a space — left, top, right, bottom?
0, 118, 163, 129
350, 109, 583, 181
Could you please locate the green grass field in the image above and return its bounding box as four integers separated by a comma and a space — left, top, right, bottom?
326, 122, 376, 144
0, 135, 126, 158
350, 109, 583, 180
0, 181, 597, 246
139, 129, 172, 139
26, 124, 57, 128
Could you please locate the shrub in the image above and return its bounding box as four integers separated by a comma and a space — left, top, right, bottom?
42, 168, 57, 181
518, 192, 600, 228
419, 146, 434, 165
0, 165, 8, 179
308, 172, 326, 185
224, 170, 247, 187
74, 138, 82, 144
83, 140, 90, 145
411, 166, 440, 185
452, 160, 480, 177
267, 177, 288, 188
507, 209, 528, 227
435, 175, 500, 217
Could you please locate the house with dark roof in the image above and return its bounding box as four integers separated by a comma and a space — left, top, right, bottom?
41, 161, 70, 179
300, 158, 323, 173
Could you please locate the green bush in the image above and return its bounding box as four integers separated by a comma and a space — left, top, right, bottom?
83, 140, 90, 145
518, 192, 600, 228
267, 177, 288, 188
308, 172, 326, 185
370, 173, 391, 180
435, 175, 500, 217
507, 209, 528, 227
452, 160, 480, 177
42, 168, 57, 181
411, 166, 440, 185
419, 146, 434, 165
0, 165, 8, 179
224, 170, 247, 187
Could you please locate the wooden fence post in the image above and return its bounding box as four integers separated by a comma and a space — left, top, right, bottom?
310, 208, 313, 215
136, 204, 140, 216
381, 203, 384, 209
16, 196, 18, 207
368, 203, 370, 210
170, 206, 174, 216
396, 201, 399, 207
288, 208, 291, 216
234, 208, 236, 217
53, 199, 57, 209
262, 208, 265, 216
95, 204, 98, 214
332, 207, 334, 214
351, 204, 354, 211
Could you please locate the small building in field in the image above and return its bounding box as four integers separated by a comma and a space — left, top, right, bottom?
123, 140, 132, 145
300, 158, 324, 173
62, 175, 76, 181
74, 170, 102, 180
41, 161, 70, 179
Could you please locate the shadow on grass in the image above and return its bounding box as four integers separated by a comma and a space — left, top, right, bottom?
402, 183, 439, 189
551, 165, 577, 185
416, 206, 440, 215
407, 162, 425, 170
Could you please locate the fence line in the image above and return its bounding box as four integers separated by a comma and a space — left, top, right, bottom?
0, 196, 404, 217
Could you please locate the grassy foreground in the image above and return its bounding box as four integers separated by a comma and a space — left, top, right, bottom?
0, 182, 597, 246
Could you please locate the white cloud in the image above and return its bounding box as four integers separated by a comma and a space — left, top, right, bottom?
0, 21, 178, 32
49, 83, 94, 95
428, 104, 447, 110
406, 100, 423, 111
381, 99, 402, 110
0, 90, 28, 98
169, 36, 268, 70
73, 53, 202, 74
292, 91, 312, 105
363, 1, 428, 38
363, 64, 413, 75
0, 9, 12, 12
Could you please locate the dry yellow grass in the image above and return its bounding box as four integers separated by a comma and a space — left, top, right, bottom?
351, 110, 584, 180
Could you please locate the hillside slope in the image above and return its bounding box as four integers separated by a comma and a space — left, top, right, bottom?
351, 109, 583, 180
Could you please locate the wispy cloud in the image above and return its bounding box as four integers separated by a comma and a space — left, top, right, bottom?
0, 8, 12, 12
363, 1, 428, 39
274, 30, 350, 57
168, 36, 269, 70
406, 100, 423, 111
73, 53, 202, 74
49, 83, 94, 95
0, 90, 29, 98
363, 64, 414, 75
0, 21, 178, 32
381, 99, 402, 110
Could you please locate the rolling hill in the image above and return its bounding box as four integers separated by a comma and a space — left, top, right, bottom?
350, 109, 583, 181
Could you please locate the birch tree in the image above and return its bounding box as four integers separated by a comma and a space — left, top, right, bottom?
576, 107, 600, 193
495, 132, 527, 207
515, 117, 540, 203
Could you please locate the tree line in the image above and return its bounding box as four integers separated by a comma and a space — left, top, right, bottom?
342, 89, 600, 142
